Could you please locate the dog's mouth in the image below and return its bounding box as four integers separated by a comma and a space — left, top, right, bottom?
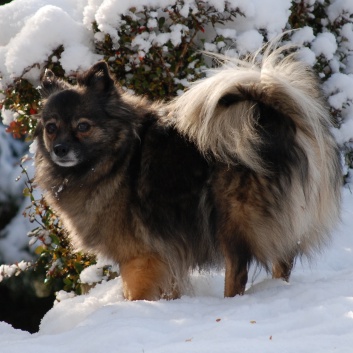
50, 150, 80, 167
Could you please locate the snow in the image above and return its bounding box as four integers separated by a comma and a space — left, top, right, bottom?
1, 4, 99, 83
79, 257, 118, 285
1, 107, 16, 125
0, 0, 294, 86
296, 47, 317, 66
236, 29, 264, 55
0, 261, 31, 281
227, 0, 291, 39
327, 0, 353, 22
311, 32, 338, 61
291, 27, 315, 45
1, 0, 353, 351
0, 0, 96, 85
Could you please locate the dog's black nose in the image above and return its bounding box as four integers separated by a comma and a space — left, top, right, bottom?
53, 143, 69, 157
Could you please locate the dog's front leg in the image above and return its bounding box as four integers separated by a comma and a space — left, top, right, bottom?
120, 254, 179, 301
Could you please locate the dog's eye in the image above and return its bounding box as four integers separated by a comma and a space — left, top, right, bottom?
77, 122, 91, 132
45, 123, 57, 134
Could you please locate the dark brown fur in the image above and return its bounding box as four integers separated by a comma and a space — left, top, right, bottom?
35, 49, 341, 300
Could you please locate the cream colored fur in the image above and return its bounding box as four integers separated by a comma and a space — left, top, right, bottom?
170, 43, 341, 260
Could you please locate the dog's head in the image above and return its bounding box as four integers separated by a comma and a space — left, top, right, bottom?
37, 62, 136, 168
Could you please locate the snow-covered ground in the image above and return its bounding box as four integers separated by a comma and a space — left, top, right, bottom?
1, 0, 353, 351
0, 187, 352, 352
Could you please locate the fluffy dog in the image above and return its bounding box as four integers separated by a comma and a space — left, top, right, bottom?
34, 44, 341, 300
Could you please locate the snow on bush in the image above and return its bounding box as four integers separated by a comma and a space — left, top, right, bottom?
0, 260, 31, 281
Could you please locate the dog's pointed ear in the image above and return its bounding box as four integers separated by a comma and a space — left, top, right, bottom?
78, 61, 115, 93
40, 69, 64, 98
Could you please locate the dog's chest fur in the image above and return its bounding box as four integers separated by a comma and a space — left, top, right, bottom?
37, 156, 134, 260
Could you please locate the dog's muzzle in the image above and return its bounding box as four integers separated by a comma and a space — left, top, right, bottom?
54, 143, 69, 158
51, 144, 79, 167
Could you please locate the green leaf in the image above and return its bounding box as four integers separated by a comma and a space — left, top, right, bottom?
63, 277, 72, 286
35, 245, 45, 255
50, 234, 61, 246
23, 187, 31, 197
74, 262, 84, 273
158, 17, 165, 28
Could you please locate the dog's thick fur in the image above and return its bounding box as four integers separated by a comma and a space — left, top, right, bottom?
35, 44, 341, 300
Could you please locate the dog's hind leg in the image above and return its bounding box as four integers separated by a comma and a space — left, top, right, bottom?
120, 254, 179, 301
272, 255, 295, 282
222, 238, 252, 297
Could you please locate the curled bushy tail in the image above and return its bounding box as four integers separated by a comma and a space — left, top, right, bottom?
170, 43, 335, 175
170, 41, 342, 255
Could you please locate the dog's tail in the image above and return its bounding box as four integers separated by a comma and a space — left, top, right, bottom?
170, 42, 337, 176
170, 41, 342, 255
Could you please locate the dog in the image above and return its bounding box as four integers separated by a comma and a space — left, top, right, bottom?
34, 43, 342, 300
